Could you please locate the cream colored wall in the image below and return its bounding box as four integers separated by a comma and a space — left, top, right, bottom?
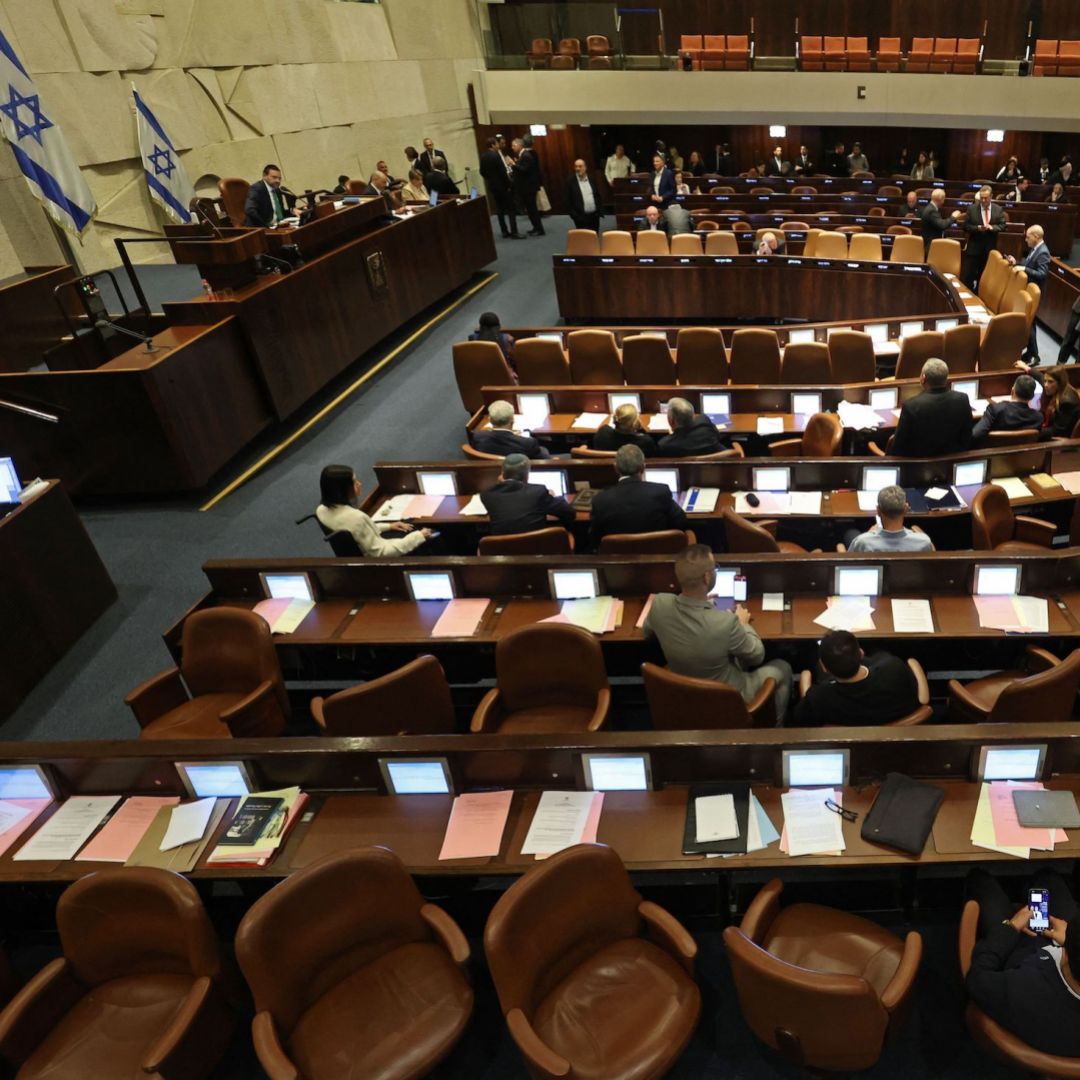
0, 0, 486, 276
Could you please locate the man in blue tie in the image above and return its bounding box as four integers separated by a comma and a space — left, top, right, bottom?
1007, 225, 1049, 367
244, 163, 291, 227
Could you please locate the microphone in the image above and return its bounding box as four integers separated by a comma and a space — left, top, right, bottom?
93, 318, 171, 354
192, 200, 224, 238
254, 253, 295, 275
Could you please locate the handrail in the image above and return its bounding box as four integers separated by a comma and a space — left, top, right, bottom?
0, 397, 59, 423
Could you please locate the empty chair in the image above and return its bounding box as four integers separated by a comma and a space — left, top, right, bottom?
791, 185, 817, 195
930, 36, 957, 72
769, 412, 843, 457
730, 328, 782, 384
709, 184, 735, 193
800, 35, 824, 71
886, 223, 913, 235
1018, 282, 1041, 332
548, 53, 575, 70
780, 341, 831, 384
847, 35, 871, 71
977, 249, 1010, 310
943, 323, 982, 373
724, 879, 921, 1071
568, 329, 623, 383
623, 334, 676, 383
636, 230, 669, 255
527, 37, 553, 68
217, 176, 248, 227
828, 329, 876, 382
311, 655, 456, 736
1033, 38, 1058, 76
803, 227, 822, 257
679, 33, 703, 68
675, 327, 729, 383
586, 34, 611, 55
696, 218, 720, 230
722, 507, 809, 554
997, 267, 1029, 318
836, 223, 864, 232
586, 54, 612, 69
643, 661, 776, 728
600, 229, 634, 255
125, 608, 289, 739
0, 867, 233, 1079
599, 529, 695, 555
908, 35, 933, 71
890, 233, 924, 262
927, 237, 961, 276
876, 36, 902, 72
470, 623, 610, 733
1056, 39, 1080, 75
971, 485, 1055, 551
478, 527, 574, 555
485, 844, 701, 1080
954, 37, 981, 73
977, 312, 1029, 372
731, 219, 751, 232
814, 231, 848, 259
557, 37, 581, 59
948, 646, 1080, 723
725, 33, 751, 69
878, 184, 903, 197
749, 186, 773, 195
798, 657, 933, 726
236, 848, 473, 1080
565, 228, 599, 255
868, 205, 887, 217
670, 232, 702, 255
700, 33, 725, 70
824, 35, 846, 70
704, 229, 738, 255
514, 336, 570, 384
895, 330, 945, 379
849, 232, 883, 261
452, 340, 515, 413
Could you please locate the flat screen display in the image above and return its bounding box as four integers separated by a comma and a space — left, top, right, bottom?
549, 569, 599, 600
379, 758, 452, 795
974, 564, 1021, 596
582, 753, 652, 791
405, 571, 455, 601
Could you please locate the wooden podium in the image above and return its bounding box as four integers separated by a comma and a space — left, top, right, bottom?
166, 229, 266, 291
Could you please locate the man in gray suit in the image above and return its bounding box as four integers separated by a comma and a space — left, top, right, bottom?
663, 203, 693, 236
643, 544, 792, 719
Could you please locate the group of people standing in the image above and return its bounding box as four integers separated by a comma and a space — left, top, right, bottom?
478, 133, 547, 239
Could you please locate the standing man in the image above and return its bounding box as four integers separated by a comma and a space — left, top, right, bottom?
847, 142, 870, 174
511, 135, 545, 237
243, 163, 292, 227
921, 188, 962, 253
480, 136, 521, 239
1058, 294, 1080, 366
764, 145, 789, 177
961, 185, 1006, 289
424, 156, 459, 198
664, 202, 693, 236
714, 143, 735, 175
827, 142, 848, 177
604, 144, 636, 186
648, 152, 676, 208
565, 158, 602, 233
1007, 225, 1049, 366
793, 145, 814, 174
416, 137, 445, 177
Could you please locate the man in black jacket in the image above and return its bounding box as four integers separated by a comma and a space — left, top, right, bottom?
479, 136, 520, 238
472, 401, 549, 460
920, 188, 961, 253
565, 159, 603, 232
972, 374, 1042, 440
657, 397, 726, 457
244, 163, 293, 226
512, 135, 544, 236
1057, 293, 1080, 365
891, 359, 973, 457
480, 454, 574, 535
424, 157, 459, 198
961, 185, 1007, 289
415, 137, 445, 177
589, 445, 686, 548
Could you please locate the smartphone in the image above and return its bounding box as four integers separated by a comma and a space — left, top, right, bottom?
1029, 888, 1050, 933
734, 575, 748, 602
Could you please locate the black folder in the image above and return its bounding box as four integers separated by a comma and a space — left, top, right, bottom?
904, 486, 961, 513
682, 781, 751, 855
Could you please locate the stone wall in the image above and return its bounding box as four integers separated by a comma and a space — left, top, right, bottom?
0, 0, 485, 276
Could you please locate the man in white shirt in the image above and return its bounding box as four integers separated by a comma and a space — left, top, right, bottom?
565, 158, 602, 232
604, 145, 635, 186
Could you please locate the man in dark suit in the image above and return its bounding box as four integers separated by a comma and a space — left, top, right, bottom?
961, 185, 1007, 289
589, 445, 686, 548
920, 188, 961, 253
972, 375, 1042, 440
480, 454, 575, 535
713, 144, 735, 175
424, 157, 459, 198
565, 158, 603, 232
793, 145, 814, 175
359, 171, 395, 222
1004, 225, 1050, 365
648, 153, 676, 209
1058, 293, 1080, 365
473, 401, 549, 460
480, 136, 520, 239
1048, 158, 1076, 188
415, 137, 445, 177
764, 145, 789, 177
511, 135, 545, 236
891, 358, 973, 457
244, 163, 293, 227
657, 397, 726, 457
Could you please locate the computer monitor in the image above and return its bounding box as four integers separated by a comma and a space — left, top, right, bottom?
935, 318, 960, 332
416, 471, 458, 496
864, 323, 889, 344
549, 568, 600, 600
900, 320, 924, 338
378, 758, 453, 795
517, 392, 550, 419
833, 565, 883, 597
787, 327, 816, 345
259, 572, 315, 601
974, 744, 1046, 782
0, 764, 55, 800
537, 332, 564, 344
953, 460, 988, 488
792, 392, 822, 417
428, 189, 439, 207
404, 570, 456, 601
581, 752, 653, 791
826, 325, 852, 338
175, 762, 254, 799
782, 749, 850, 788
532, 469, 568, 497
952, 379, 978, 406
644, 468, 679, 494
861, 466, 899, 492
607, 392, 641, 414
0, 457, 21, 503
974, 564, 1021, 596
701, 392, 731, 417
751, 467, 790, 493
869, 387, 898, 411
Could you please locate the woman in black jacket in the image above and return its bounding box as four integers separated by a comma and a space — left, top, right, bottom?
1039, 366, 1080, 440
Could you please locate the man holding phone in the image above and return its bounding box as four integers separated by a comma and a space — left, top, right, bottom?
964, 868, 1080, 1055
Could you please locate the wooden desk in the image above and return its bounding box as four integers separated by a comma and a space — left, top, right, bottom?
0, 266, 76, 374
0, 481, 116, 720
1042, 257, 1080, 341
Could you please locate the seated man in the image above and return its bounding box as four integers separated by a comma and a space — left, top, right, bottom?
639, 205, 667, 233
973, 374, 1042, 440
594, 403, 657, 454
244, 163, 293, 227
891, 358, 973, 457
480, 453, 574, 536
964, 867, 1080, 1057
589, 445, 686, 547
756, 230, 785, 255
472, 400, 549, 460
657, 397, 726, 457
846, 485, 934, 552
793, 630, 920, 727
664, 203, 693, 236
900, 190, 921, 220
643, 544, 792, 719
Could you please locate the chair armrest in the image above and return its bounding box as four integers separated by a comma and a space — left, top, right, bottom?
506, 1008, 571, 1078
142, 975, 230, 1078
639, 900, 697, 974
947, 678, 992, 720
768, 438, 802, 457
740, 878, 783, 943
470, 688, 504, 733
1025, 645, 1062, 673
757, 519, 778, 536
310, 696, 328, 732
251, 1011, 300, 1080
747, 678, 776, 726
124, 668, 187, 728
586, 688, 611, 732
1013, 515, 1056, 547
685, 528, 697, 545
907, 658, 930, 705
421, 904, 471, 967
890, 705, 934, 726
0, 958, 82, 1066
867, 441, 887, 457
219, 680, 278, 737
959, 900, 979, 979
798, 670, 813, 698
880, 932, 922, 1013
835, 542, 847, 552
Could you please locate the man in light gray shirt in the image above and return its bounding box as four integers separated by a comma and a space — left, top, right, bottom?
643, 544, 792, 719
847, 485, 934, 552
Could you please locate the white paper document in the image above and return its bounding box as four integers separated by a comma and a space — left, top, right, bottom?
682, 487, 719, 513
160, 798, 217, 852
788, 491, 822, 515
647, 414, 671, 432
992, 476, 1033, 500
374, 494, 413, 522
857, 490, 879, 512
734, 492, 790, 515
756, 416, 785, 436
924, 486, 948, 500
0, 800, 31, 836
571, 412, 608, 430
1012, 595, 1049, 634
837, 400, 883, 430
695, 794, 739, 843
521, 791, 595, 855
460, 493, 487, 517
13, 795, 120, 861
813, 597, 875, 632
781, 788, 846, 857
762, 593, 785, 612
890, 598, 934, 634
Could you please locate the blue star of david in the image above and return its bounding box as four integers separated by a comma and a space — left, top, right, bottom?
148, 144, 175, 180
0, 84, 52, 145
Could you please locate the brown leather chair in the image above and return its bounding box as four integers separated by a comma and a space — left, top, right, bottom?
800, 36, 823, 71
311, 655, 456, 736
978, 428, 1041, 448
895, 330, 945, 380
971, 485, 1055, 551
514, 337, 570, 384
769, 412, 843, 457
217, 176, 248, 227
527, 37, 553, 68
779, 342, 831, 385
643, 661, 776, 728
803, 228, 822, 257
704, 229, 739, 256
709, 184, 735, 194
908, 35, 934, 71
670, 233, 702, 255
930, 35, 957, 72
0, 867, 233, 1080
478, 527, 574, 555
549, 52, 575, 70
236, 848, 472, 1080
890, 233, 924, 262
876, 37, 903, 71
867, 205, 887, 217
954, 36, 981, 73
696, 219, 720, 230
622, 334, 676, 383
599, 529, 695, 554
600, 230, 634, 256
586, 34, 612, 56
1059, 39, 1080, 75
798, 658, 933, 726
722, 507, 809, 554
846, 34, 871, 70
1033, 38, 1058, 76
730, 328, 782, 384
558, 37, 581, 59
828, 329, 876, 382
568, 329, 623, 384
470, 623, 610, 733
462, 440, 503, 461
977, 312, 1029, 372
824, 35, 847, 70
948, 646, 1080, 723
998, 267, 1029, 318
886, 222, 913, 235
125, 608, 289, 739
943, 323, 982, 373
636, 230, 669, 255
724, 879, 922, 1071
484, 843, 700, 1080
878, 184, 903, 197
791, 186, 817, 195
814, 231, 848, 259
452, 340, 515, 413
725, 33, 750, 69
676, 326, 729, 383
927, 237, 962, 277
849, 232, 884, 260
565, 228, 599, 256
977, 250, 1010, 311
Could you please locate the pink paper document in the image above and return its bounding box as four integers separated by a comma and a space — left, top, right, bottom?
403, 494, 444, 517
431, 599, 489, 638
535, 792, 604, 859
0, 800, 51, 857
636, 594, 655, 629
77, 796, 180, 862
438, 790, 513, 860
253, 598, 292, 628
989, 782, 1065, 850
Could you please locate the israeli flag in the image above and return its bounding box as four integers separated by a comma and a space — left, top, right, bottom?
0, 29, 96, 236
133, 86, 193, 224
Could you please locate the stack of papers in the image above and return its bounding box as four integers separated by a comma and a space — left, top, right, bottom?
13, 796, 120, 861
521, 791, 603, 859
682, 487, 720, 513
460, 493, 488, 516
695, 793, 739, 842
543, 597, 623, 634
780, 788, 846, 856
430, 598, 489, 638
439, 790, 513, 860
971, 781, 1067, 858
756, 417, 785, 436
837, 400, 883, 430
890, 599, 934, 633
253, 598, 315, 635
734, 492, 790, 515
375, 494, 444, 521
973, 595, 1049, 633
647, 414, 671, 432
126, 799, 229, 872
160, 798, 218, 852
789, 491, 823, 514
570, 412, 607, 430
206, 787, 307, 867
992, 476, 1033, 500
813, 596, 876, 632
77, 796, 180, 863
1053, 471, 1080, 495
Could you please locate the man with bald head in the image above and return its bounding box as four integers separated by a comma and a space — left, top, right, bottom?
1008, 224, 1049, 364
565, 158, 602, 232
900, 190, 921, 220
961, 185, 1006, 288
920, 188, 962, 252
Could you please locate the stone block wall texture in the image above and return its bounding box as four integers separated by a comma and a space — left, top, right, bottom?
0, 0, 485, 275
